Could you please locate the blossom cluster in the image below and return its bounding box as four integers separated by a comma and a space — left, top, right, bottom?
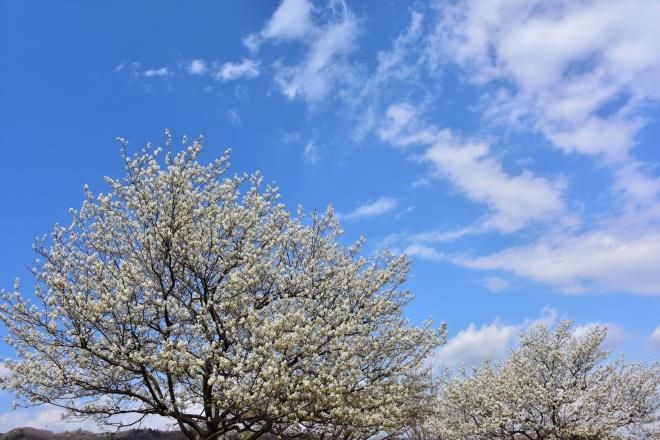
431, 321, 660, 440
0, 133, 444, 440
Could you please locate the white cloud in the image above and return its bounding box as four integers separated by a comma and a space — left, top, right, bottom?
242, 34, 261, 53
374, 83, 658, 296
216, 59, 260, 81
429, 0, 660, 161
435, 320, 519, 368
302, 141, 320, 164
253, 0, 360, 102
113, 63, 172, 82
483, 277, 510, 293
456, 228, 660, 295
377, 103, 419, 144
342, 4, 660, 298
424, 140, 566, 233
227, 108, 241, 126
261, 0, 313, 41
281, 131, 302, 143
431, 308, 627, 370
349, 11, 426, 139
613, 162, 660, 215
0, 405, 173, 432
403, 243, 443, 261
239, 2, 660, 298
394, 206, 414, 219
435, 304, 561, 368
339, 197, 397, 221
142, 67, 170, 78
0, 406, 93, 432
648, 326, 660, 349
573, 322, 626, 350
188, 58, 208, 75
0, 366, 174, 431
380, 103, 567, 233
406, 226, 477, 245
434, 311, 632, 370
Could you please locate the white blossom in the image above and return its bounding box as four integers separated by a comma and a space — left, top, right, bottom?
430, 321, 660, 440
0, 132, 445, 440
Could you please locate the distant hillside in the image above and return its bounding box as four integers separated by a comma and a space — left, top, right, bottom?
0, 428, 187, 440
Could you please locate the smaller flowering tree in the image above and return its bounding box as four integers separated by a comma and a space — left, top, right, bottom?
0, 132, 445, 440
431, 321, 660, 440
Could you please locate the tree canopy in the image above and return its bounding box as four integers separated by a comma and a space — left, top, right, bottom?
431, 321, 660, 440
0, 133, 445, 440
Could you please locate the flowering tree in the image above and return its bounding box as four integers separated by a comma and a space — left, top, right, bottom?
0, 133, 445, 440
431, 321, 660, 440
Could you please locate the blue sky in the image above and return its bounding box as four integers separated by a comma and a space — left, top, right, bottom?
1, 0, 659, 431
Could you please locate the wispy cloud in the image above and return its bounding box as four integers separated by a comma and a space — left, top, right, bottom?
483, 277, 510, 293
339, 197, 398, 221
302, 141, 320, 165
380, 103, 567, 233
381, 225, 476, 261
429, 0, 660, 162
403, 243, 443, 261
142, 67, 170, 78
349, 10, 426, 139
281, 131, 302, 143
406, 226, 478, 244
227, 108, 241, 126
215, 59, 260, 81
433, 309, 635, 370
648, 326, 660, 349
354, 3, 660, 295
188, 58, 208, 75
434, 308, 559, 368
435, 320, 519, 368
573, 322, 626, 350
113, 63, 171, 80
115, 58, 260, 86
260, 0, 313, 42
0, 405, 173, 432
114, 1, 660, 297
394, 206, 414, 219
248, 0, 360, 102
455, 227, 660, 295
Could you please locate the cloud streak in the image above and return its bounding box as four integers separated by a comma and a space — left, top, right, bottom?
380, 103, 567, 233
339, 198, 398, 221
248, 0, 360, 102
302, 141, 320, 164
215, 59, 260, 81
433, 309, 637, 370
0, 405, 173, 432
114, 1, 660, 296
188, 59, 208, 75
434, 308, 559, 369
428, 0, 660, 162
142, 67, 170, 78
366, 3, 660, 295
455, 227, 660, 295
648, 326, 660, 349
